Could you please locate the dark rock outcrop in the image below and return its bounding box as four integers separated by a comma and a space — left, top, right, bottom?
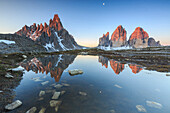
98, 56, 109, 68
148, 37, 161, 47
0, 34, 46, 54
16, 14, 81, 51
128, 27, 149, 48
110, 25, 127, 47
98, 32, 110, 47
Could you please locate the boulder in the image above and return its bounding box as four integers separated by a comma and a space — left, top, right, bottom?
68, 69, 83, 75
5, 100, 22, 110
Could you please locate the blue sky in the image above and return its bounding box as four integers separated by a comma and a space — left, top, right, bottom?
0, 0, 170, 46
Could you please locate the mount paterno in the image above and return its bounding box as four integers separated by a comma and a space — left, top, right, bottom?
16, 14, 82, 51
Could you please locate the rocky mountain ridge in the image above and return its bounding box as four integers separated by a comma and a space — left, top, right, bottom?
98, 25, 161, 48
16, 14, 81, 51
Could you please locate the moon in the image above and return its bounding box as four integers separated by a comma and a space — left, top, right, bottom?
103, 3, 105, 6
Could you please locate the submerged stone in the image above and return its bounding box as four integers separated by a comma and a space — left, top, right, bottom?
68, 69, 83, 75
41, 81, 49, 85
146, 100, 162, 109
5, 100, 22, 110
0, 90, 3, 93
49, 100, 62, 107
32, 77, 42, 82
114, 84, 122, 88
61, 91, 66, 95
39, 107, 46, 113
26, 107, 37, 113
136, 105, 147, 112
54, 84, 63, 88
110, 109, 116, 113
39, 91, 45, 97
55, 106, 59, 112
38, 97, 44, 101
5, 73, 14, 78
79, 91, 87, 96
52, 92, 61, 99
62, 83, 70, 87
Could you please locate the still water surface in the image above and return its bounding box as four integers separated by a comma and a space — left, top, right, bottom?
7, 54, 170, 113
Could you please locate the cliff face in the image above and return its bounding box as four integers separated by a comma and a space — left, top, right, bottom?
110, 25, 127, 47
128, 27, 149, 48
110, 59, 125, 75
98, 32, 110, 47
16, 14, 81, 51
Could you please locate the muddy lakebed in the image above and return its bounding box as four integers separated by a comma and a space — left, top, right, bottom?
0, 54, 170, 113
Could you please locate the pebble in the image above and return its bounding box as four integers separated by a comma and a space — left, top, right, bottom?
110, 109, 116, 113
22, 55, 27, 59
39, 107, 46, 113
5, 100, 22, 110
52, 92, 61, 99
41, 81, 49, 85
26, 107, 37, 113
5, 73, 14, 78
146, 100, 162, 109
39, 91, 45, 97
114, 84, 122, 88
136, 105, 147, 112
49, 100, 62, 107
79, 91, 87, 96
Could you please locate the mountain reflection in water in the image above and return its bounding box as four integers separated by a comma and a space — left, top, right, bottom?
98, 56, 143, 74
20, 54, 76, 82
20, 54, 143, 83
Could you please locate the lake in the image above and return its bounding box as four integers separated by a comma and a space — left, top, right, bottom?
1, 54, 170, 113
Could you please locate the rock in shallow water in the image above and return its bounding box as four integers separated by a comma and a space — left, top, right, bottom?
26, 107, 37, 113
50, 100, 62, 107
0, 90, 3, 93
39, 107, 46, 113
68, 69, 83, 75
41, 81, 49, 85
79, 91, 87, 96
166, 73, 170, 76
146, 100, 162, 109
52, 92, 61, 99
54, 84, 63, 88
110, 109, 116, 113
5, 100, 22, 110
136, 105, 147, 112
39, 91, 45, 96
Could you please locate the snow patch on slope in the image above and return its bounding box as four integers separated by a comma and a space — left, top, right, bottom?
55, 32, 68, 50
44, 42, 58, 51
0, 40, 15, 44
98, 46, 132, 51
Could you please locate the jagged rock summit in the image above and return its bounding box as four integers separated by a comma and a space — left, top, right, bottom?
128, 27, 149, 48
16, 14, 81, 51
110, 25, 127, 47
98, 32, 109, 47
98, 26, 161, 48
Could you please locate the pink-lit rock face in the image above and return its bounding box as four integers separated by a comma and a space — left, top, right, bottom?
110, 25, 127, 47
128, 64, 143, 74
98, 32, 110, 47
128, 27, 149, 48
110, 59, 124, 75
15, 14, 80, 51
